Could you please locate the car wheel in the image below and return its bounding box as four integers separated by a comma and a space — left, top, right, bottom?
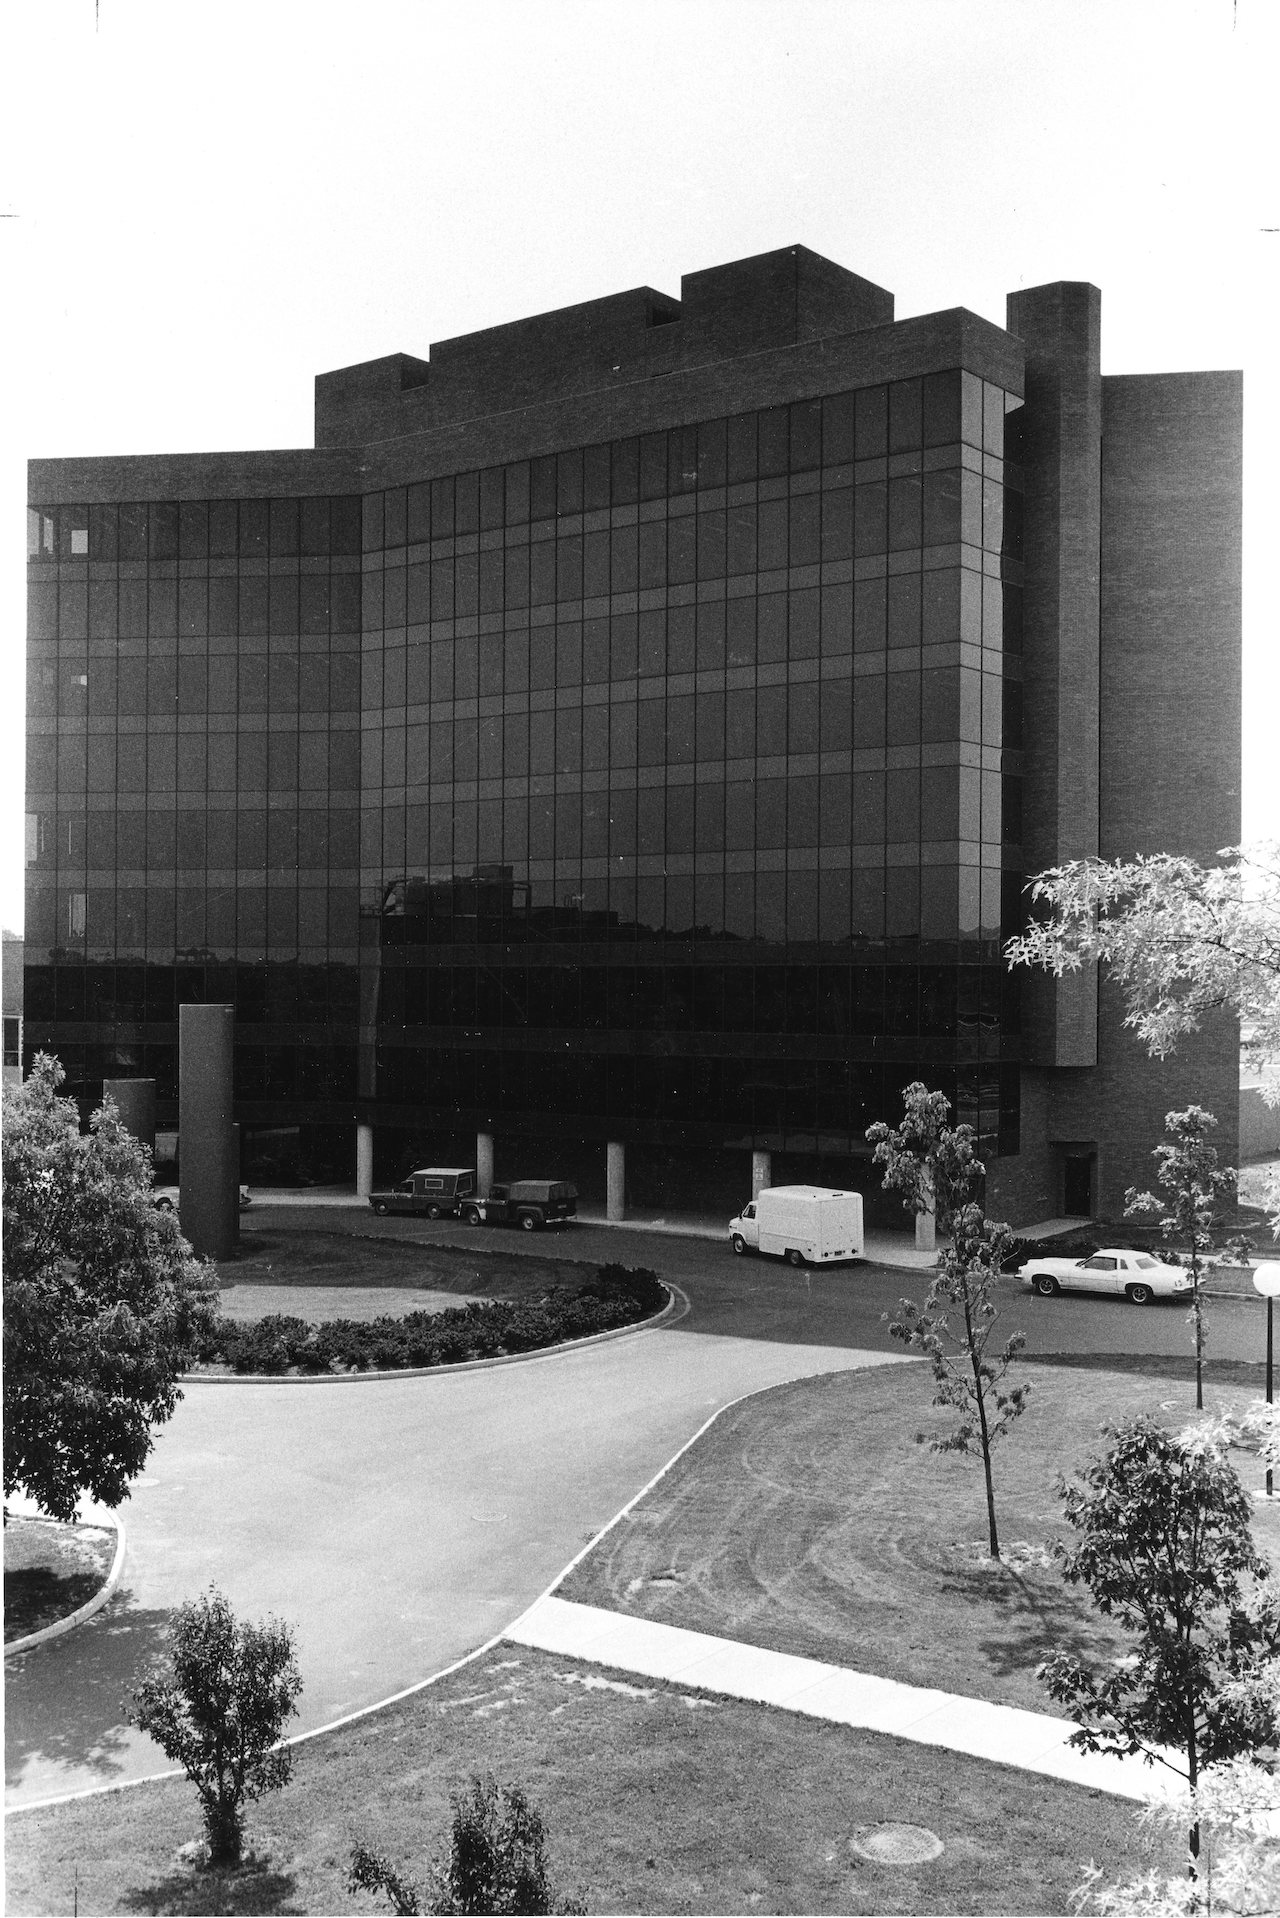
155, 1196, 174, 1211
731, 1234, 748, 1255
425, 1203, 442, 1220
1033, 1273, 1059, 1297
373, 1201, 388, 1215
786, 1248, 805, 1268
1125, 1282, 1154, 1306
518, 1210, 541, 1232
463, 1205, 482, 1226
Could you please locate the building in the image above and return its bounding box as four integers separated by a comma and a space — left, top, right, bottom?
24, 246, 1241, 1220
2, 930, 23, 1085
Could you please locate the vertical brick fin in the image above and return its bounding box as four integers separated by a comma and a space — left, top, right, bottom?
1099, 373, 1242, 863
1006, 282, 1103, 1069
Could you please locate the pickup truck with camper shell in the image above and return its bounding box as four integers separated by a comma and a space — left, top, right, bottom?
729, 1185, 864, 1267
462, 1180, 578, 1231
368, 1166, 477, 1219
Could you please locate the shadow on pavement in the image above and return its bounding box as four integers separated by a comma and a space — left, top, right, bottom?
4, 1587, 172, 1794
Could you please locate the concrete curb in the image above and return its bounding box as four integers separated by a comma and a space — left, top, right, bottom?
5, 1349, 908, 1818
5, 1511, 127, 1659
178, 1284, 688, 1386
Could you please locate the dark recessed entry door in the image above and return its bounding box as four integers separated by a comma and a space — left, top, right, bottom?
1063, 1153, 1094, 1218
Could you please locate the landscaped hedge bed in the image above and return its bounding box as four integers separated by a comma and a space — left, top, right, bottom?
193, 1263, 668, 1375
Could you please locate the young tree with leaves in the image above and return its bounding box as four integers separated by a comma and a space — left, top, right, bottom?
349, 1773, 584, 1915
130, 1586, 302, 1865
3, 1053, 218, 1521
1072, 1741, 1280, 1918
1040, 1415, 1280, 1880
867, 1082, 1030, 1562
1005, 844, 1280, 1078
1125, 1107, 1237, 1413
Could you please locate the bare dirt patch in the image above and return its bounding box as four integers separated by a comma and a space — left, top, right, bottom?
215, 1283, 485, 1324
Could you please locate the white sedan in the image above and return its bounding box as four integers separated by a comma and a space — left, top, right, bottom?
1016, 1247, 1194, 1305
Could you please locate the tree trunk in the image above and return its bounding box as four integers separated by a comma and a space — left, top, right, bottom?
1192, 1258, 1204, 1413
966, 1299, 1000, 1560
204, 1798, 243, 1867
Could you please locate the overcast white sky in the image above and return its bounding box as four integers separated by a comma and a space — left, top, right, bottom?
1, 0, 1275, 936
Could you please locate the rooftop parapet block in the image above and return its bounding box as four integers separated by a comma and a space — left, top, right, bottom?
315, 245, 896, 446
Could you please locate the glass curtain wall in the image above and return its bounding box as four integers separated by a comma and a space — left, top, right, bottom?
24, 493, 362, 1166
357, 369, 1024, 1157
25, 369, 1024, 1164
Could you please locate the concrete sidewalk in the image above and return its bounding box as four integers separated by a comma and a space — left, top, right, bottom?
507, 1594, 1177, 1803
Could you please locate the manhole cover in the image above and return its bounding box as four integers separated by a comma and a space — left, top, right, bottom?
850, 1824, 943, 1866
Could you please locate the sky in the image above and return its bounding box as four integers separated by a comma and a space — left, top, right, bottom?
1, 0, 1276, 936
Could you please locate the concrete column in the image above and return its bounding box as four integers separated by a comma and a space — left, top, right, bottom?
476, 1131, 494, 1199
606, 1141, 626, 1223
356, 1123, 374, 1198
751, 1150, 772, 1199
103, 1078, 156, 1156
178, 1003, 238, 1260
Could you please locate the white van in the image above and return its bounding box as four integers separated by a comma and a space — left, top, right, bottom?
729, 1185, 864, 1267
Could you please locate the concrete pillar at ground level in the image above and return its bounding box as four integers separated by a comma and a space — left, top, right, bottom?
103, 1079, 156, 1156
356, 1124, 374, 1198
178, 1004, 238, 1261
607, 1141, 626, 1222
751, 1150, 772, 1199
476, 1131, 494, 1199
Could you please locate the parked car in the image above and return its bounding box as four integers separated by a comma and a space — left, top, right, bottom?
462, 1180, 578, 1231
1015, 1246, 1193, 1305
368, 1166, 477, 1218
153, 1185, 252, 1211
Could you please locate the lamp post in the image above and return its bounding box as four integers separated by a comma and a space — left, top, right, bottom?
1252, 1262, 1280, 1498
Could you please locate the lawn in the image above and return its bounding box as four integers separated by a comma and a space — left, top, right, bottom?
5, 1640, 1167, 1917
3, 1517, 116, 1644
560, 1359, 1280, 1715
224, 1226, 603, 1308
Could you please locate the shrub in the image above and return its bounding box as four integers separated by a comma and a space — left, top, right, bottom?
197, 1265, 667, 1376
130, 1586, 302, 1865
349, 1774, 584, 1915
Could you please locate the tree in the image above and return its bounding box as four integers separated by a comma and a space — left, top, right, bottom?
1072, 1741, 1280, 1917
1125, 1108, 1237, 1413
867, 1082, 1031, 1561
349, 1774, 584, 1916
1004, 844, 1280, 1081
1039, 1415, 1280, 1878
130, 1586, 302, 1865
2, 1054, 219, 1521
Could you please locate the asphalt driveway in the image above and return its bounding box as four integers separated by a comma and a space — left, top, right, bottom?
7, 1209, 1268, 1810
4, 1307, 911, 1809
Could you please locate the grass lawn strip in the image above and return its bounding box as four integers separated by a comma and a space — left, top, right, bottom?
4, 1518, 116, 1644
230, 1226, 596, 1305
5, 1642, 1170, 1917
559, 1360, 1280, 1718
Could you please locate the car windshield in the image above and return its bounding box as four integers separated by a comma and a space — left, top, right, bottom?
1130, 1255, 1159, 1269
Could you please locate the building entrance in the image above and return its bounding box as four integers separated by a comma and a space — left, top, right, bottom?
1063, 1152, 1094, 1218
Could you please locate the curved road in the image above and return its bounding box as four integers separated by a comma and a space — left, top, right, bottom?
5, 1213, 1268, 1809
